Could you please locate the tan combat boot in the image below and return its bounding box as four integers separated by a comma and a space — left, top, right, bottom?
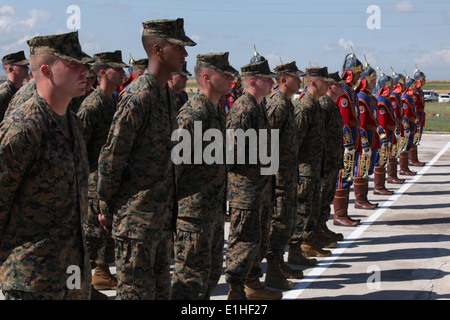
244, 277, 282, 300
264, 258, 294, 290
279, 257, 304, 279
287, 243, 318, 266
301, 238, 332, 258
227, 283, 247, 300
321, 223, 344, 242
92, 264, 117, 290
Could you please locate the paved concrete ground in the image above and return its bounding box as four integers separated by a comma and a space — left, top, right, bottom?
1, 133, 449, 300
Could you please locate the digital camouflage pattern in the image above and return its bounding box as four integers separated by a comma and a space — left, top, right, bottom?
291, 91, 325, 243
173, 90, 189, 112
318, 94, 344, 224
1, 51, 29, 66
0, 80, 18, 121
225, 91, 274, 284
77, 87, 117, 266
142, 18, 197, 47
27, 31, 94, 65
195, 52, 238, 75
5, 78, 36, 118
265, 90, 298, 259
0, 93, 91, 298
171, 92, 227, 299
97, 69, 177, 299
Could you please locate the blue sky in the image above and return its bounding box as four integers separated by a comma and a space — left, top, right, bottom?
1, 0, 449, 79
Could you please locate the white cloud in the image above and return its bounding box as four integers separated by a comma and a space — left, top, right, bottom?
0, 6, 51, 37
415, 48, 450, 67
338, 38, 353, 50
395, 0, 415, 13
0, 6, 51, 54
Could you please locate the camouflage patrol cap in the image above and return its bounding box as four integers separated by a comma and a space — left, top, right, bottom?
305, 66, 334, 82
240, 60, 276, 78
132, 58, 148, 70
93, 50, 128, 68
1, 51, 29, 66
27, 31, 94, 64
328, 71, 345, 84
177, 61, 192, 76
273, 61, 306, 77
196, 52, 238, 75
142, 18, 196, 46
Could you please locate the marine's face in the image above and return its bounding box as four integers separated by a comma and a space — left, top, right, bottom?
210, 71, 234, 96
256, 77, 274, 96
285, 75, 302, 95
51, 58, 89, 98
104, 66, 125, 88
12, 64, 29, 80
162, 41, 188, 74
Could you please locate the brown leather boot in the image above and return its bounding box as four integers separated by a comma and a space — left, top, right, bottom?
287, 243, 318, 266
227, 283, 247, 300
279, 258, 304, 279
92, 264, 117, 290
301, 238, 332, 257
244, 277, 282, 300
265, 258, 294, 290
373, 166, 394, 195
408, 146, 426, 166
333, 188, 360, 227
399, 152, 416, 175
354, 178, 378, 209
387, 157, 405, 184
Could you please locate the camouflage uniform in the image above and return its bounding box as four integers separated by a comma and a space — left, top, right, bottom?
5, 78, 36, 117
290, 68, 330, 248
225, 60, 276, 287
173, 62, 191, 112
318, 93, 344, 226
0, 31, 93, 300
77, 51, 127, 272
171, 53, 237, 300
97, 19, 196, 300
265, 88, 298, 260
0, 80, 18, 121
0, 51, 29, 121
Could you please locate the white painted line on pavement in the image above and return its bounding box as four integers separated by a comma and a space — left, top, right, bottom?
282, 142, 450, 300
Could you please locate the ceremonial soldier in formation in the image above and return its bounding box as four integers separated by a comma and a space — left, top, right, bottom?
0, 51, 29, 121
77, 50, 128, 299
171, 52, 237, 300
355, 62, 392, 205
225, 58, 280, 300
333, 51, 364, 227
317, 71, 345, 243
265, 61, 304, 290
96, 18, 196, 300
375, 71, 398, 195
399, 75, 419, 176
354, 63, 380, 209
0, 31, 93, 299
169, 61, 191, 112
387, 70, 406, 184
410, 67, 427, 167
